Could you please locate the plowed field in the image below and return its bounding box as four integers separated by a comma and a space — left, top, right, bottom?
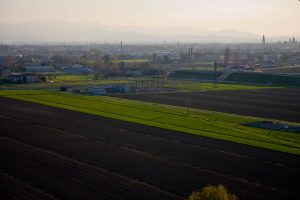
1, 97, 299, 199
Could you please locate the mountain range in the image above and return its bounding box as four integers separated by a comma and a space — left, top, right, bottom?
0, 20, 293, 44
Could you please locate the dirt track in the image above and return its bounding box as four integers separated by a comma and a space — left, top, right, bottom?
113, 88, 300, 122
0, 97, 300, 200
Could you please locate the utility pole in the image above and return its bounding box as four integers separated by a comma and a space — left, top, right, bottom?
120, 41, 123, 58
214, 60, 218, 88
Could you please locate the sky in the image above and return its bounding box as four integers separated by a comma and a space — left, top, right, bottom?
0, 0, 300, 36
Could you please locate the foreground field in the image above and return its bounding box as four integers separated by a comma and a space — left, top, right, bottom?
0, 97, 299, 199
1, 90, 300, 155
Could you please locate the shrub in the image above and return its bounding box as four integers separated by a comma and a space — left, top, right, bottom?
189, 185, 238, 200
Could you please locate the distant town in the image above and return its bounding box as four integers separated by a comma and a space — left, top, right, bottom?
1, 36, 299, 85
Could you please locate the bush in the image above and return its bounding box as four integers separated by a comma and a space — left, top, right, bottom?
189, 185, 238, 200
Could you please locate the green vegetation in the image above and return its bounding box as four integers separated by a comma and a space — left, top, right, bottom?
52, 75, 94, 81
1, 90, 300, 155
189, 185, 238, 200
0, 75, 129, 89
165, 81, 273, 92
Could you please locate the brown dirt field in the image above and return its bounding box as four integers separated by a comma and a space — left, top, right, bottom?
0, 172, 58, 200
113, 88, 300, 123
0, 137, 183, 200
0, 97, 300, 200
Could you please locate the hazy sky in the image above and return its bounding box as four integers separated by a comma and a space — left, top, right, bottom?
1, 0, 299, 36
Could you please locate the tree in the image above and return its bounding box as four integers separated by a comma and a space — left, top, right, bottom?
102, 55, 112, 65
188, 185, 238, 200
102, 54, 113, 77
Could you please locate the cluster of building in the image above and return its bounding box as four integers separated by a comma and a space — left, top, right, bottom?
1, 36, 300, 84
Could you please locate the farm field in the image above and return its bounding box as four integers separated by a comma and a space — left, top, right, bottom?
0, 97, 300, 199
164, 81, 273, 92
1, 90, 300, 155
116, 88, 300, 123
171, 69, 300, 86
0, 172, 57, 200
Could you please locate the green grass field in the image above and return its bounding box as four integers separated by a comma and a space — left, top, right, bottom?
1, 90, 299, 155
0, 75, 129, 89
165, 81, 274, 92
52, 75, 94, 81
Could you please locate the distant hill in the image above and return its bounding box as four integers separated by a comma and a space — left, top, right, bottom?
0, 20, 292, 43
